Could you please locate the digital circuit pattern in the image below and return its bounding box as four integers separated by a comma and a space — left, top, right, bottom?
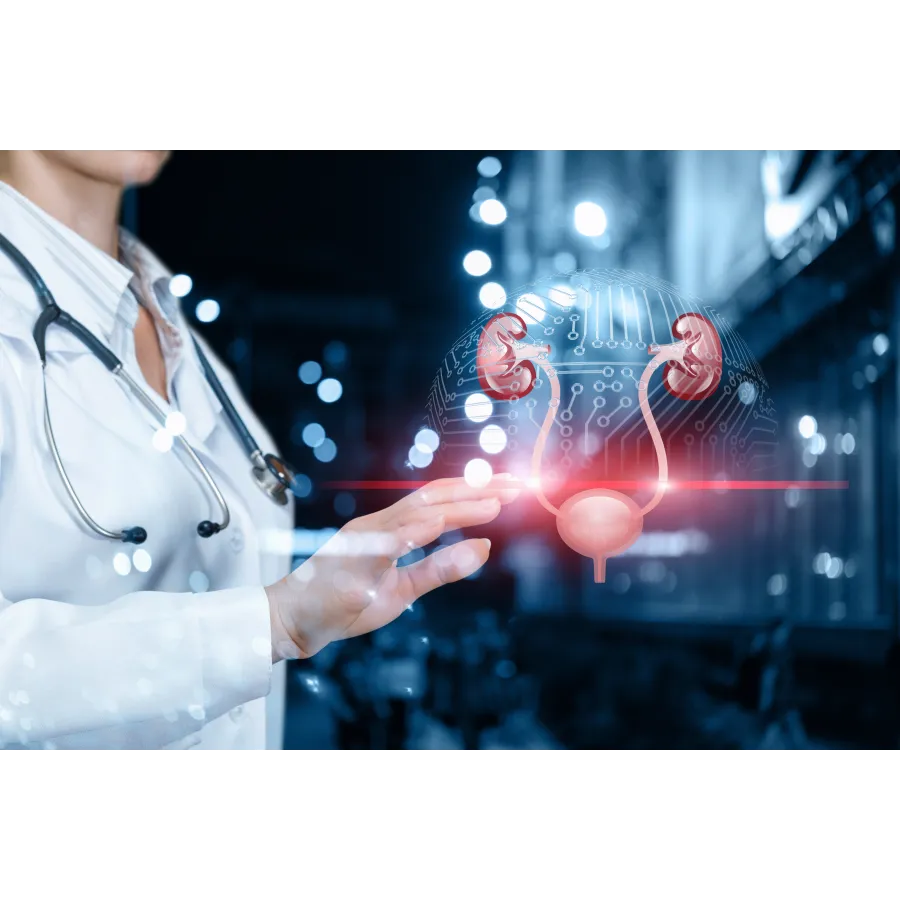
426, 270, 778, 484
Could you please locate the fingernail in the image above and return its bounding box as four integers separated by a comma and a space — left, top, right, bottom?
483, 538, 492, 551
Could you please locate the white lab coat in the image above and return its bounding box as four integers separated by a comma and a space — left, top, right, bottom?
0, 183, 294, 749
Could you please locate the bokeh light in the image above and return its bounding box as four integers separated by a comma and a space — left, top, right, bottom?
317, 378, 343, 403
189, 570, 210, 593
798, 415, 817, 439
553, 251, 576, 271
324, 341, 348, 367
302, 423, 326, 448
477, 156, 502, 178
574, 201, 608, 237
465, 393, 493, 423
479, 424, 507, 454
408, 445, 433, 468
464, 458, 493, 488
152, 428, 173, 453
169, 274, 193, 298
334, 492, 356, 517
165, 411, 187, 436
479, 198, 507, 226
298, 361, 322, 384
314, 438, 337, 462
463, 250, 491, 277
290, 473, 313, 498
479, 282, 507, 309
415, 428, 440, 453
195, 298, 220, 323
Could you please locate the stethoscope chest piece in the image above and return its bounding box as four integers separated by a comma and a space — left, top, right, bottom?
251, 452, 293, 506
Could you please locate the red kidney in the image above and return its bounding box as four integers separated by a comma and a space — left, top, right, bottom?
663, 312, 722, 401
477, 312, 538, 401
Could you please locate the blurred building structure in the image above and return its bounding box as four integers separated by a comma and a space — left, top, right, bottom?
138, 151, 900, 748
500, 150, 900, 633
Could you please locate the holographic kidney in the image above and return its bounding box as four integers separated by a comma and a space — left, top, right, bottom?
476, 312, 538, 401
662, 312, 722, 401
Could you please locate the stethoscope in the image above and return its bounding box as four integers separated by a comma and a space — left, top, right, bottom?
0, 232, 296, 545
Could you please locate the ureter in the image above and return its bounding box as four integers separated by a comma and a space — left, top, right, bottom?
530, 358, 561, 516
529, 350, 671, 519
637, 354, 668, 515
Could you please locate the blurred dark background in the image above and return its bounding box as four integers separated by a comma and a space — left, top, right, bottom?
135, 150, 900, 749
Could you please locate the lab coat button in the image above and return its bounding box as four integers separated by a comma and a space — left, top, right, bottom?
229, 528, 244, 553
229, 705, 244, 722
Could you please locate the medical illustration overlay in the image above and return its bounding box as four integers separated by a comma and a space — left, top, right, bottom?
425, 271, 779, 582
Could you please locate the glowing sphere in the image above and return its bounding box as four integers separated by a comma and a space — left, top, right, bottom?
464, 458, 493, 488
465, 393, 493, 423
165, 411, 187, 436
133, 549, 152, 573
298, 361, 322, 384
415, 428, 440, 453
574, 202, 608, 237
798, 415, 817, 438
479, 199, 507, 226
463, 250, 491, 277
302, 423, 326, 448
195, 298, 220, 323
152, 428, 173, 453
189, 570, 210, 592
169, 274, 192, 298
314, 438, 337, 462
479, 424, 507, 454
408, 445, 433, 468
317, 378, 343, 403
477, 156, 502, 178
291, 473, 313, 498
479, 282, 507, 309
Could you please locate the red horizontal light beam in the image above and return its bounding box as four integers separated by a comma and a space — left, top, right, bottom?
320, 480, 849, 491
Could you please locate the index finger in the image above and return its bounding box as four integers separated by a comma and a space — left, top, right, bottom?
401, 475, 522, 510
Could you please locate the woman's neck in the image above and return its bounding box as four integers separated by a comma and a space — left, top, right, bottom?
0, 152, 122, 257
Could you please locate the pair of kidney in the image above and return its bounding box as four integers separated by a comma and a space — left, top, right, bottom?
477, 311, 722, 402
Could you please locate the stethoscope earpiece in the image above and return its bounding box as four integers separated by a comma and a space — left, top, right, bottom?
122, 527, 148, 545
197, 521, 222, 539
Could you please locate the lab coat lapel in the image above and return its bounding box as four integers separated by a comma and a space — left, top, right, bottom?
0, 219, 157, 453
173, 340, 223, 451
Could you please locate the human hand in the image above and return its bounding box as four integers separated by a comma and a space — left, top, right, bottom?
265, 475, 521, 661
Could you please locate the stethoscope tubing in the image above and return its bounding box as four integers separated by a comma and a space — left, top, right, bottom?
0, 229, 290, 544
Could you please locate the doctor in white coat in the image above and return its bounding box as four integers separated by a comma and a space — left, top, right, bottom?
0, 151, 519, 749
